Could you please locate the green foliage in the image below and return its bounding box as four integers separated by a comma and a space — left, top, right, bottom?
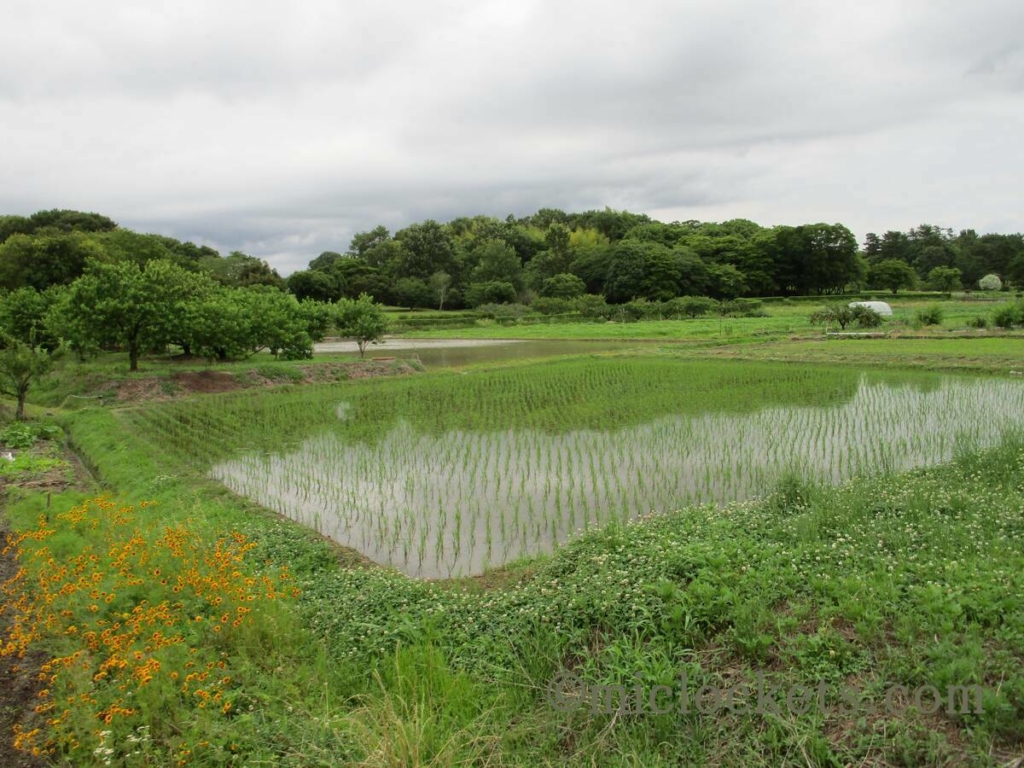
808, 303, 882, 330
0, 231, 107, 291
49, 260, 208, 370
0, 338, 62, 418
540, 272, 586, 299
465, 281, 517, 307
992, 301, 1024, 329
530, 297, 574, 315
334, 293, 389, 357
870, 259, 918, 294
927, 266, 962, 293
0, 421, 62, 448
915, 305, 944, 326
573, 293, 611, 319
669, 295, 717, 318
967, 315, 989, 329
391, 276, 433, 310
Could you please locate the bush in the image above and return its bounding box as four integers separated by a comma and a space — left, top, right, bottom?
474, 303, 530, 322
809, 304, 882, 330
967, 316, 989, 329
667, 296, 716, 319
574, 294, 611, 320
718, 298, 766, 318
530, 297, 574, 316
992, 301, 1024, 329
978, 274, 1003, 291
915, 305, 944, 326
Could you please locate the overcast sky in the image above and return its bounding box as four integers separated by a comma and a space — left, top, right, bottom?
2, 0, 1022, 275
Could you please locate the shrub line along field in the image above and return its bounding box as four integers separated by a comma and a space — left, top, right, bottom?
1, 305, 1023, 764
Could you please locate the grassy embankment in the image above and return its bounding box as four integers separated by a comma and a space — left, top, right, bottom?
0, 329, 1022, 764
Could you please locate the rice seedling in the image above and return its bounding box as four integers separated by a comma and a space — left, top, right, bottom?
119, 360, 1024, 577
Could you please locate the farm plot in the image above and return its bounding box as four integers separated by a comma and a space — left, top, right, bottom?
121, 359, 1024, 577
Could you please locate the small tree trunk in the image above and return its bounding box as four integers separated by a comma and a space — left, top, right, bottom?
129, 345, 139, 372
16, 387, 27, 421
358, 341, 366, 358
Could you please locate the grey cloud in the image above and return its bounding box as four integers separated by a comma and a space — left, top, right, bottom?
1, 0, 1022, 274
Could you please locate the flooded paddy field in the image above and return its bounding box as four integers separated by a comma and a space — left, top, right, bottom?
123, 359, 1024, 577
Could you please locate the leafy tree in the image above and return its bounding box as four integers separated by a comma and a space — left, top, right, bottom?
347, 226, 391, 260
603, 241, 688, 302
308, 251, 345, 272
0, 287, 63, 348
0, 232, 107, 291
428, 271, 453, 310
0, 337, 62, 419
869, 259, 918, 294
927, 266, 962, 294
465, 281, 517, 307
203, 251, 285, 290
287, 269, 339, 302
392, 277, 433, 310
540, 273, 586, 299
53, 260, 201, 370
334, 294, 388, 357
470, 239, 523, 291
706, 263, 748, 300
394, 220, 456, 279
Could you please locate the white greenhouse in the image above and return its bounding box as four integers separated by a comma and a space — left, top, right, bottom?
849, 300, 893, 316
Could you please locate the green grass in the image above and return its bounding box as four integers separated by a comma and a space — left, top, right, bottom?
398, 298, 1024, 342
14, 402, 1021, 765
3, 330, 1024, 764
686, 337, 1024, 374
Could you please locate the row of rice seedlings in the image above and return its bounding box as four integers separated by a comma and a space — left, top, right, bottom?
211, 375, 1024, 578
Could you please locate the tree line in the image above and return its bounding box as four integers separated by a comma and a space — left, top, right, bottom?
3, 209, 1022, 314
286, 212, 1024, 309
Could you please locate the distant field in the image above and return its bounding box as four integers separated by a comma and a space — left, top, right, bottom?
398, 297, 1021, 341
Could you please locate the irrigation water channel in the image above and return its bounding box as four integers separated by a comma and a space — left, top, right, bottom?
213, 344, 1024, 578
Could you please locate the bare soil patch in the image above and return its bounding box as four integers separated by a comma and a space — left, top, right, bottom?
99, 360, 420, 404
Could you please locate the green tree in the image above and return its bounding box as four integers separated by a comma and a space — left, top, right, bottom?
429, 271, 453, 310
287, 269, 339, 302
0, 336, 62, 419
0, 232, 107, 291
540, 273, 586, 299
54, 260, 200, 370
394, 221, 456, 279
470, 239, 523, 291
334, 294, 389, 357
465, 281, 517, 307
392, 277, 433, 310
927, 266, 962, 294
869, 259, 918, 294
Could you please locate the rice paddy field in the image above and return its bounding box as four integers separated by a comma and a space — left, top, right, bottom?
5, 322, 1024, 765
117, 359, 1024, 578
